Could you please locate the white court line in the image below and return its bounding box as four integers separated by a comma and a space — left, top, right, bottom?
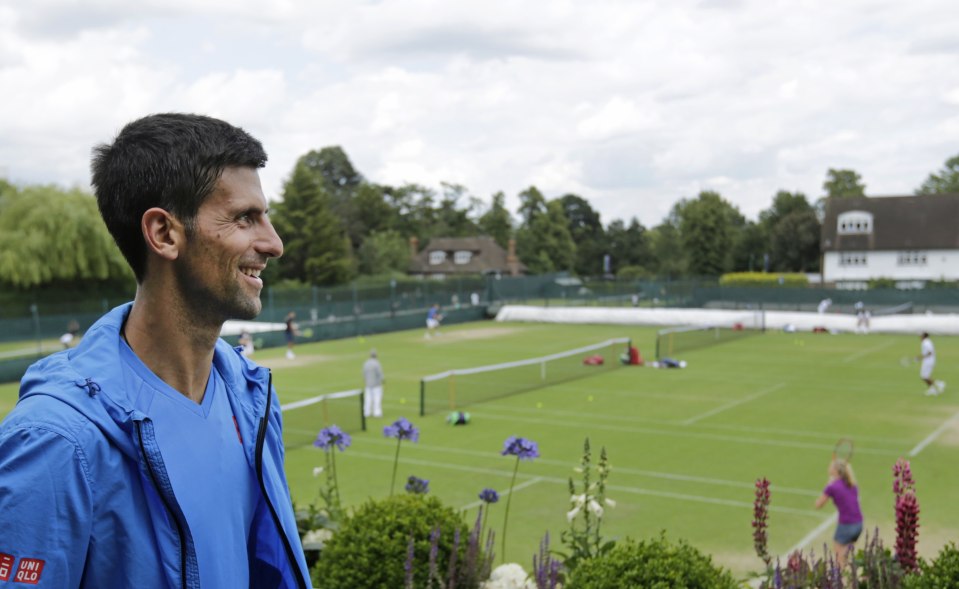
465, 410, 901, 457
355, 437, 822, 497
909, 409, 959, 457
460, 477, 543, 511
841, 340, 896, 363
682, 383, 785, 426
344, 450, 821, 517
788, 515, 836, 554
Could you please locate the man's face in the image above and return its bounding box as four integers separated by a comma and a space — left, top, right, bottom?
175, 167, 283, 324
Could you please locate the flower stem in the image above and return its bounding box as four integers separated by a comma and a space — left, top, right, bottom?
501, 456, 520, 562
390, 437, 402, 497
330, 447, 340, 507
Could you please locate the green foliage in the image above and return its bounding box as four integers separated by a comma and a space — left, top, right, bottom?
272, 157, 356, 285
915, 154, 959, 195
616, 265, 650, 280
677, 191, 744, 277
566, 533, 739, 589
906, 542, 959, 588
477, 191, 513, 250
0, 184, 132, 288
357, 230, 410, 275
867, 277, 898, 289
312, 494, 483, 589
719, 272, 809, 287
823, 168, 866, 198
516, 195, 576, 274
558, 194, 606, 277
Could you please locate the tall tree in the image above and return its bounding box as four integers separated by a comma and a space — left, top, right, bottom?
645, 221, 686, 279
357, 230, 410, 275
606, 217, 650, 275
516, 186, 547, 226
558, 193, 606, 276
515, 195, 576, 274
823, 168, 866, 198
271, 157, 355, 285
477, 191, 513, 249
0, 185, 132, 287
759, 191, 820, 272
677, 191, 743, 276
433, 182, 480, 237
916, 154, 959, 195
293, 146, 367, 248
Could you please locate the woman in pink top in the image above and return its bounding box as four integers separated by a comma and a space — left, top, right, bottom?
815, 459, 863, 567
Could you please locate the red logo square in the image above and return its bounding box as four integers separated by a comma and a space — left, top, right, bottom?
14, 558, 44, 585
0, 553, 13, 581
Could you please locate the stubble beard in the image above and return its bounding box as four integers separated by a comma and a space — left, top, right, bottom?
174, 254, 263, 327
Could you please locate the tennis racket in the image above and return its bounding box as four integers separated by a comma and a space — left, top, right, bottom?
833, 438, 854, 462
900, 356, 918, 367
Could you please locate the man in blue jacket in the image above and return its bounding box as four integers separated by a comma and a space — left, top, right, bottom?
0, 114, 311, 588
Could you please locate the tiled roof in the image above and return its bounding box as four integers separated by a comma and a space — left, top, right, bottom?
408, 236, 527, 274
821, 194, 959, 251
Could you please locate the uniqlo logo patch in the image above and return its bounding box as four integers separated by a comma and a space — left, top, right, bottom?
13, 558, 44, 584
0, 553, 13, 581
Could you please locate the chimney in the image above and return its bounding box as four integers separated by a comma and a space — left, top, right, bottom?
409, 236, 419, 259
506, 238, 520, 276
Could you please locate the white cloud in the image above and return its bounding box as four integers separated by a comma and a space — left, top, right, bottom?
0, 0, 958, 230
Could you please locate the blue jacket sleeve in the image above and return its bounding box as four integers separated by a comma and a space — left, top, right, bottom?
0, 424, 93, 587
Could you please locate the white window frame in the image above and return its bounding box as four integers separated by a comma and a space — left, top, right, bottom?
429, 251, 446, 265
839, 252, 868, 266
897, 251, 927, 266
837, 211, 873, 235
453, 250, 472, 265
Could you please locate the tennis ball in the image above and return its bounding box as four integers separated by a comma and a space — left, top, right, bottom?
399, 398, 406, 404
588, 395, 594, 402
358, 336, 366, 343
536, 402, 543, 409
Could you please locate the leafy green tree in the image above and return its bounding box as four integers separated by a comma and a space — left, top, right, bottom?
383, 183, 437, 243
477, 191, 513, 249
271, 157, 355, 285
769, 208, 820, 272
729, 221, 767, 272
516, 185, 547, 226
433, 182, 480, 238
646, 221, 686, 278
606, 217, 650, 275
916, 154, 959, 195
515, 194, 576, 274
558, 193, 606, 276
823, 168, 866, 198
357, 230, 410, 275
677, 191, 743, 276
0, 184, 132, 288
758, 191, 820, 272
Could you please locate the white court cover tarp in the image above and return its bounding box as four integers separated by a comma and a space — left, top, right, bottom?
495, 305, 959, 335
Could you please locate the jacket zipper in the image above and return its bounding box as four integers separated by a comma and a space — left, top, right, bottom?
255, 371, 308, 589
137, 421, 189, 589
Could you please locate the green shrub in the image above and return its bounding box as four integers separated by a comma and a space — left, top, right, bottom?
311, 494, 488, 589
719, 272, 808, 287
565, 533, 739, 589
905, 542, 959, 588
616, 265, 650, 280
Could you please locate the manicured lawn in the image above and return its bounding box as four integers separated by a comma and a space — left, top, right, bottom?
3, 320, 957, 578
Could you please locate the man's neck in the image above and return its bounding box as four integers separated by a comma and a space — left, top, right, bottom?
123, 286, 220, 403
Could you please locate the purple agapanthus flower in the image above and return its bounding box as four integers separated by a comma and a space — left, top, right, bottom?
479, 488, 500, 504
501, 436, 539, 460
313, 425, 351, 452
405, 475, 430, 495
384, 417, 420, 442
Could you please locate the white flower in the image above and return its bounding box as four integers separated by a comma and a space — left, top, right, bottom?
605, 497, 617, 508
566, 505, 581, 522
312, 466, 324, 477
588, 498, 604, 518
481, 563, 535, 589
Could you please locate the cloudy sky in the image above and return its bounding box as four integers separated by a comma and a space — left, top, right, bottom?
1, 0, 957, 228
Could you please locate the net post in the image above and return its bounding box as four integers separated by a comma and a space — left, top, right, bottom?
419, 379, 425, 417
360, 390, 367, 431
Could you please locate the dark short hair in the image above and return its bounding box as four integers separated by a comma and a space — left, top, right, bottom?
91, 113, 267, 282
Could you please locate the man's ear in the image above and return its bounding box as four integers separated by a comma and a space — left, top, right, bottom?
141, 207, 186, 261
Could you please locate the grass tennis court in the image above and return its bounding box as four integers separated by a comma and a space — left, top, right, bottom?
2, 319, 957, 578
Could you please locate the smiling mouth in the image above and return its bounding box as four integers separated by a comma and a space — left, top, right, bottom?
240, 267, 263, 280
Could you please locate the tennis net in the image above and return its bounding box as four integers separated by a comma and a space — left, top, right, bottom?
419, 337, 631, 416
281, 389, 366, 448
655, 311, 765, 360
